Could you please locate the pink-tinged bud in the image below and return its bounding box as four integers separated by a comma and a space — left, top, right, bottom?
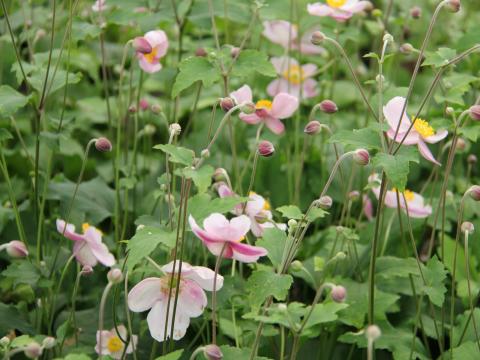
195, 48, 208, 57
311, 31, 325, 45
132, 36, 152, 54
331, 285, 347, 302
461, 221, 474, 234
410, 6, 422, 19
319, 99, 338, 114
220, 97, 235, 112
204, 344, 223, 360
365, 325, 381, 341
348, 190, 360, 201
317, 195, 332, 210
445, 0, 460, 13
6, 240, 28, 258
399, 43, 414, 54
139, 99, 149, 111
467, 185, 480, 201
81, 265, 94, 276
151, 104, 162, 114
353, 149, 370, 166
468, 154, 477, 164
42, 337, 56, 349
258, 141, 275, 157
455, 138, 466, 152
240, 102, 256, 115
469, 105, 480, 121
231, 47, 240, 59
95, 137, 113, 152
213, 168, 228, 182
304, 120, 322, 135
24, 342, 43, 359
107, 268, 123, 284
128, 105, 137, 113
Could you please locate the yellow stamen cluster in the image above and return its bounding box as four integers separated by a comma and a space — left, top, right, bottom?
144, 47, 158, 64
282, 65, 305, 85
82, 223, 90, 232
255, 99, 273, 110
392, 188, 415, 202
327, 0, 347, 8
107, 336, 123, 353
413, 118, 435, 138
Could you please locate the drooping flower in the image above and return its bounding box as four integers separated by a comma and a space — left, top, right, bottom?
267, 56, 318, 99
92, 0, 107, 12
128, 261, 223, 341
384, 97, 448, 165
95, 325, 137, 359
136, 30, 169, 73
189, 213, 268, 262
368, 174, 432, 218
56, 219, 116, 267
307, 0, 370, 22
230, 85, 299, 135
262, 20, 325, 55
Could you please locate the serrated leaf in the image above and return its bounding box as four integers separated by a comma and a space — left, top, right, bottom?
304, 302, 349, 330
0, 85, 29, 117
3, 261, 41, 286
276, 205, 303, 220
154, 349, 184, 360
0, 303, 35, 334
153, 144, 195, 166
422, 47, 456, 68
375, 257, 420, 278
420, 256, 447, 307
231, 49, 276, 78
372, 147, 419, 192
256, 227, 287, 269
181, 165, 214, 193
0, 128, 14, 141
188, 193, 247, 224
246, 270, 293, 309
171, 56, 221, 98
218, 346, 272, 360
329, 128, 383, 150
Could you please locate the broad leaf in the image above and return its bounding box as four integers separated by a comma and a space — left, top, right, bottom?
257, 227, 287, 269
171, 56, 221, 98
153, 144, 195, 166
0, 85, 29, 117
246, 270, 293, 309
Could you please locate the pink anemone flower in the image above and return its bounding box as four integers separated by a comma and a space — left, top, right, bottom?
137, 30, 169, 73
384, 97, 448, 166
128, 261, 222, 342
267, 56, 318, 99
368, 174, 432, 218
230, 85, 299, 135
217, 183, 286, 237
189, 213, 268, 263
56, 219, 116, 267
262, 20, 325, 55
92, 0, 107, 12
307, 0, 370, 22
95, 325, 137, 359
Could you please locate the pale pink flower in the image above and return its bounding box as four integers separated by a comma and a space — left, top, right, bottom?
262, 20, 325, 55
307, 0, 370, 22
230, 85, 299, 135
384, 97, 448, 166
368, 174, 432, 218
189, 213, 268, 263
56, 219, 115, 267
362, 195, 374, 221
137, 30, 169, 73
95, 325, 137, 359
1, 240, 29, 258
267, 56, 318, 99
128, 261, 223, 341
217, 183, 286, 237
92, 0, 107, 12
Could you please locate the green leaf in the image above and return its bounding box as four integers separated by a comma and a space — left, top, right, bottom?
276, 205, 303, 220
256, 227, 287, 269
372, 147, 419, 192
3, 261, 41, 287
231, 49, 276, 78
246, 270, 293, 309
181, 165, 215, 193
304, 302, 349, 330
375, 257, 420, 279
420, 256, 447, 307
153, 144, 195, 166
422, 47, 456, 68
188, 193, 247, 224
329, 128, 383, 150
0, 85, 29, 117
154, 349, 184, 360
171, 56, 221, 98
29, 70, 82, 95
449, 341, 479, 360
0, 128, 14, 142
0, 303, 35, 334
126, 226, 176, 269
219, 346, 272, 360
306, 207, 328, 222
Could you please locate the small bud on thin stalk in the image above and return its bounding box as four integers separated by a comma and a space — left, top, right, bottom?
469, 105, 480, 121
204, 344, 223, 360
318, 195, 333, 210
107, 268, 123, 284
258, 141, 275, 157
304, 120, 322, 135
95, 137, 113, 152
331, 285, 347, 303
310, 31, 325, 45
461, 222, 475, 234
353, 149, 370, 166
319, 99, 338, 114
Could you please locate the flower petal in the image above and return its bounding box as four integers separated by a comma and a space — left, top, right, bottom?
128, 277, 163, 312
270, 56, 297, 75
186, 266, 224, 291
307, 3, 334, 16
56, 219, 84, 241
230, 242, 268, 263
147, 300, 190, 342
267, 79, 291, 98
386, 128, 419, 145
264, 116, 286, 135
423, 129, 448, 144
384, 97, 412, 133
144, 30, 169, 58
73, 241, 98, 267
230, 85, 252, 104
189, 215, 225, 243
270, 93, 299, 119
84, 227, 115, 267
417, 141, 441, 166
262, 21, 297, 49
239, 112, 262, 124
178, 279, 207, 317
161, 260, 193, 275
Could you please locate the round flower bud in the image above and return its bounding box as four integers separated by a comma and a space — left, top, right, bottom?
318, 195, 333, 210
128, 105, 137, 113
80, 265, 94, 276
467, 185, 480, 201
365, 325, 381, 341
468, 154, 477, 164
231, 47, 240, 59
169, 123, 182, 136
258, 140, 275, 157
348, 191, 360, 201
311, 31, 326, 45
331, 285, 347, 303
24, 342, 43, 359
288, 219, 298, 229
376, 74, 385, 83
5, 240, 28, 258
319, 99, 338, 114
42, 337, 56, 349
201, 149, 210, 158
461, 221, 474, 234
410, 6, 422, 19
240, 102, 256, 115
204, 344, 223, 360
445, 106, 454, 115
195, 47, 208, 57
151, 104, 162, 114
290, 260, 303, 272
372, 9, 383, 17
144, 124, 156, 136
132, 36, 152, 54
399, 43, 414, 54
107, 268, 123, 284
382, 33, 394, 44
213, 168, 228, 182
95, 137, 113, 152
139, 99, 149, 111
455, 138, 466, 152
0, 336, 10, 346
304, 120, 322, 135
353, 149, 370, 166
445, 0, 461, 13
220, 97, 235, 112
469, 105, 480, 121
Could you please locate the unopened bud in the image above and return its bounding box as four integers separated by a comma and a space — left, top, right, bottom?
139, 99, 149, 111
231, 47, 240, 59
468, 154, 477, 164
204, 344, 223, 360
376, 74, 385, 83
213, 168, 228, 182
201, 149, 210, 158
128, 105, 137, 113
304, 120, 322, 135
383, 33, 394, 43
290, 260, 303, 272
311, 31, 326, 45
24, 342, 43, 359
240, 102, 256, 115
319, 99, 338, 114
5, 240, 28, 258
132, 36, 152, 54
348, 191, 360, 201
461, 221, 474, 234
318, 195, 333, 210
169, 123, 181, 136
151, 104, 162, 114
410, 6, 422, 19
42, 337, 56, 349
258, 140, 275, 157
455, 138, 466, 152
446, 106, 455, 115
467, 185, 480, 201
372, 9, 383, 17
365, 325, 381, 341
0, 337, 10, 346
353, 149, 370, 166
288, 219, 298, 228
107, 268, 123, 284
399, 43, 414, 54
144, 124, 156, 136
195, 48, 207, 57
95, 137, 113, 152
331, 285, 347, 302
445, 0, 460, 13
220, 97, 235, 112
469, 105, 480, 121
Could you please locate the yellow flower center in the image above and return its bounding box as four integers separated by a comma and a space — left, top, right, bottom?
412, 118, 434, 138
392, 188, 415, 202
82, 223, 90, 232
107, 336, 123, 353
249, 191, 271, 211
282, 65, 305, 85
327, 0, 347, 8
255, 99, 273, 110
144, 47, 158, 64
